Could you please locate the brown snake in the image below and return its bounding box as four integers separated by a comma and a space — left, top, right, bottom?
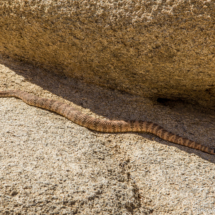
0, 90, 214, 155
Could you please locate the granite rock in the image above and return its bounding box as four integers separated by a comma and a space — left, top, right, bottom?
0, 0, 215, 108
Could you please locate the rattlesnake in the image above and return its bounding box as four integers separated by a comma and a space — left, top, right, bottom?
0, 90, 214, 155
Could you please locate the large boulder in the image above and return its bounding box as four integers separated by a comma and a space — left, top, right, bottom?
0, 0, 215, 108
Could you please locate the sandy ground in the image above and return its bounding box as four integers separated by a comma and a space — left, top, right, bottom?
0, 55, 215, 214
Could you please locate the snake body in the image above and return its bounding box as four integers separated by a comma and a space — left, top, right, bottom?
0, 90, 214, 155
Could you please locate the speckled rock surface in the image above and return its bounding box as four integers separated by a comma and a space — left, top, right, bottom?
0, 0, 215, 108
1, 56, 215, 214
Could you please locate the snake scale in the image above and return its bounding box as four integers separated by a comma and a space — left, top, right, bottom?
0, 90, 214, 155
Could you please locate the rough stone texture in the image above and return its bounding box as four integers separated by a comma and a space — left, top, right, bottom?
0, 0, 215, 108
1, 55, 215, 214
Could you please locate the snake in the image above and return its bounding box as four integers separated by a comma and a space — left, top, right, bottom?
0, 90, 214, 155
